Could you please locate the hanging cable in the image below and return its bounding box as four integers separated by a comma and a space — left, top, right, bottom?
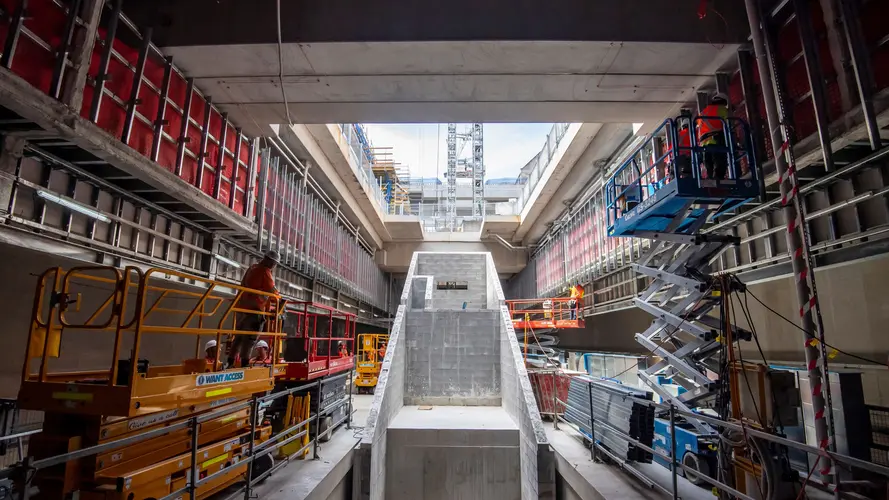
275, 0, 293, 125
745, 288, 888, 367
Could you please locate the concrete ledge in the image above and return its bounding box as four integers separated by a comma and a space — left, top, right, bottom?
252, 427, 359, 500
403, 396, 502, 406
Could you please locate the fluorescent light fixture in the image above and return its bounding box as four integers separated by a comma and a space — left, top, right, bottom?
320, 294, 332, 301
287, 283, 304, 291
342, 303, 356, 309
37, 190, 110, 223
359, 309, 367, 313
373, 314, 379, 318
214, 254, 242, 268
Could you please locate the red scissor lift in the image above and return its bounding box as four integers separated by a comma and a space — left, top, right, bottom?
264, 301, 356, 455
276, 301, 356, 382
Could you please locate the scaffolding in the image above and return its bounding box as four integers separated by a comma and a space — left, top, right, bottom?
371, 148, 412, 215
443, 123, 484, 229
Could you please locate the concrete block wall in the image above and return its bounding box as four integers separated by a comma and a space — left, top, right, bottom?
487, 253, 555, 500
417, 253, 487, 309
362, 305, 406, 500
403, 310, 501, 405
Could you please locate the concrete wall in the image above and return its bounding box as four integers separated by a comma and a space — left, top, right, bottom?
417, 252, 487, 309
385, 423, 521, 499
487, 254, 555, 500
403, 310, 501, 405
359, 253, 418, 500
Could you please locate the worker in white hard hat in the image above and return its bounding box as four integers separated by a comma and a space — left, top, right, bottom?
205, 339, 218, 364
227, 250, 280, 368
249, 339, 271, 366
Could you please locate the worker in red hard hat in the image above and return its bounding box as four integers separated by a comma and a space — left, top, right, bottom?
697, 95, 729, 180
227, 250, 280, 368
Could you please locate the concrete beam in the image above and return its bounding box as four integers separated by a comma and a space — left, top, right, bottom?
377, 235, 528, 274
124, 0, 749, 46
280, 125, 387, 248
521, 123, 633, 243
0, 67, 256, 235
515, 123, 600, 242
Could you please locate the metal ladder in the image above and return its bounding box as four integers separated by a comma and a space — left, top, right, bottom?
629, 204, 749, 434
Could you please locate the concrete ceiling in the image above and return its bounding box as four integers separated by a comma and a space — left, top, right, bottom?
160, 41, 740, 134
123, 0, 749, 46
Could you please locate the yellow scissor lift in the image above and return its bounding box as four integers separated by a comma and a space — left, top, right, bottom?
354, 334, 389, 394
17, 265, 285, 500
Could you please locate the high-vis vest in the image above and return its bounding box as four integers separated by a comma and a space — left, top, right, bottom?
697, 104, 728, 146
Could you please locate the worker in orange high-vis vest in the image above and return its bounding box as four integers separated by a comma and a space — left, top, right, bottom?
697, 95, 729, 180
569, 284, 585, 320
227, 250, 280, 368
675, 121, 693, 179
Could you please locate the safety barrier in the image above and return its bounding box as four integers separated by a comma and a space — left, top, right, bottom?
554, 381, 889, 500
0, 373, 352, 500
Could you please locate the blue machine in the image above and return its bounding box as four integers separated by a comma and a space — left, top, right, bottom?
653, 417, 718, 486
605, 115, 760, 238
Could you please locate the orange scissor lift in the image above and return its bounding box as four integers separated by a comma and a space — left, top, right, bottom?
506, 297, 586, 331
17, 265, 285, 500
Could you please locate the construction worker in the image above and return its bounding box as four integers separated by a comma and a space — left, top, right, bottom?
377, 344, 387, 362
227, 250, 280, 368
569, 284, 585, 320
205, 339, 218, 364
338, 342, 349, 357
249, 340, 271, 366
697, 95, 729, 180
673, 111, 693, 179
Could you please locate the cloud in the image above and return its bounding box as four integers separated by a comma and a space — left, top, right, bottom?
363, 123, 555, 181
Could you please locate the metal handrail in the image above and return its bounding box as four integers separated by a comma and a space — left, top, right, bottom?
553, 379, 889, 499
2, 371, 354, 500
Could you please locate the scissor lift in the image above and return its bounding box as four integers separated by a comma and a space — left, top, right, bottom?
266, 302, 355, 456
605, 115, 760, 434
18, 266, 283, 499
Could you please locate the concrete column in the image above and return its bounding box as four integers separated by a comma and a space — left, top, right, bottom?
0, 136, 24, 214
60, 0, 104, 111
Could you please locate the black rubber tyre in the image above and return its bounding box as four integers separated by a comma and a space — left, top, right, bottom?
681, 452, 711, 486
251, 453, 275, 482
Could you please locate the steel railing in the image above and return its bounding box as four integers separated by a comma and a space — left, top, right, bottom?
553, 381, 889, 500
0, 371, 354, 500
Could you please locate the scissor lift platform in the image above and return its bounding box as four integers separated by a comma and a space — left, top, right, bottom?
17, 265, 284, 499
603, 113, 761, 433
274, 301, 356, 383
606, 116, 760, 238
507, 298, 586, 330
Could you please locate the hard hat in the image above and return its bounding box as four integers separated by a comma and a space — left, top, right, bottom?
205, 339, 217, 350
711, 93, 728, 105
255, 340, 269, 349
263, 250, 280, 263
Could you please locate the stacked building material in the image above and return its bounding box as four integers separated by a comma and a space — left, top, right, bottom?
564, 376, 655, 463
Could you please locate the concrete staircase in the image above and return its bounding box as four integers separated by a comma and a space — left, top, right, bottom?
356, 252, 553, 500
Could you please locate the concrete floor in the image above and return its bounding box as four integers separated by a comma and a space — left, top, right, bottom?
547, 423, 712, 500
243, 393, 375, 500
389, 405, 518, 431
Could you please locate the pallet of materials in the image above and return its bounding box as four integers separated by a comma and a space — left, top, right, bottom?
563, 376, 655, 463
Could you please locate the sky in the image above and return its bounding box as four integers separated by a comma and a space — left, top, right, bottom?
363, 124, 555, 181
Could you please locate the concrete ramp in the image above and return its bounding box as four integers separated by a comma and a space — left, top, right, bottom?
355, 252, 553, 500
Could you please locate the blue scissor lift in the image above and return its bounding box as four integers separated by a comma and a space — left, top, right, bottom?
604, 114, 760, 437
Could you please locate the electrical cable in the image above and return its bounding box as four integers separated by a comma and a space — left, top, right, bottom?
745, 288, 888, 367
275, 0, 293, 125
